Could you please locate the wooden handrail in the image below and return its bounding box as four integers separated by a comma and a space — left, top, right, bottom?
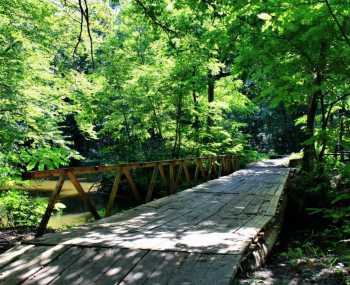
31, 154, 240, 236
25, 155, 238, 179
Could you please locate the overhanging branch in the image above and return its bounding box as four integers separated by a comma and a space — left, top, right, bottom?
324, 0, 350, 48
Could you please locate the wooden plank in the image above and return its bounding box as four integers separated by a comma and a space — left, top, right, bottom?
78, 248, 147, 285
0, 245, 68, 284
122, 168, 142, 202
166, 253, 240, 285
23, 247, 83, 285
105, 172, 122, 217
145, 166, 158, 202
0, 245, 35, 270
39, 247, 146, 285
47, 247, 98, 285
120, 250, 240, 285
36, 175, 65, 236
67, 171, 101, 220
243, 197, 264, 215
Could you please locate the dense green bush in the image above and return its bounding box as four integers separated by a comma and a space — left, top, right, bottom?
0, 190, 46, 227
289, 159, 350, 235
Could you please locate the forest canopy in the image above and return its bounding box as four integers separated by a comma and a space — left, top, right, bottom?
1, 0, 349, 185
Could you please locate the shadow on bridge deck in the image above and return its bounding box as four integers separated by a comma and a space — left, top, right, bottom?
0, 158, 291, 284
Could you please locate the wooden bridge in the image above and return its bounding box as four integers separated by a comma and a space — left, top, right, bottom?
0, 157, 291, 284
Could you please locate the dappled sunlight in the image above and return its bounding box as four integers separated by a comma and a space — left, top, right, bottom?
0, 160, 290, 284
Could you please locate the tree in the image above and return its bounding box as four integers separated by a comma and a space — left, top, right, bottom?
235, 0, 350, 170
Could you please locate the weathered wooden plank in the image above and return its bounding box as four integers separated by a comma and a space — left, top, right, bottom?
120, 251, 240, 285
23, 246, 83, 285
31, 193, 211, 246
234, 215, 272, 240
0, 245, 35, 270
88, 248, 148, 285
166, 253, 240, 285
0, 245, 68, 284
31, 247, 145, 285
119, 250, 186, 284
243, 197, 264, 215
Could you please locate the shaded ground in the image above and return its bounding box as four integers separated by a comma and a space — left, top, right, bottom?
235, 198, 349, 285
0, 227, 37, 254
235, 234, 349, 285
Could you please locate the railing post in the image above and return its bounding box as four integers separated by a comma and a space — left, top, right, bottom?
182, 160, 191, 183
67, 171, 101, 220
145, 166, 159, 202
105, 171, 122, 217
169, 162, 176, 193
36, 174, 65, 237
123, 167, 142, 202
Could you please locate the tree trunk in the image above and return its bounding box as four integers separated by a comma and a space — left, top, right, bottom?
302, 81, 321, 171
172, 93, 183, 158
208, 71, 215, 103
207, 71, 215, 127
302, 42, 327, 171
339, 102, 345, 162
318, 93, 327, 162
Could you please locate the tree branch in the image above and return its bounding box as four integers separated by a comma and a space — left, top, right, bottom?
72, 0, 84, 58
213, 69, 231, 80
324, 0, 350, 48
83, 0, 94, 67
71, 0, 94, 67
134, 0, 180, 36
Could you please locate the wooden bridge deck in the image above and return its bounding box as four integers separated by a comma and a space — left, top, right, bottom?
0, 158, 290, 284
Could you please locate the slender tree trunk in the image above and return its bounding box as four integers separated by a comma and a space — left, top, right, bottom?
206, 68, 231, 127
122, 110, 131, 161
148, 97, 163, 138
339, 102, 345, 161
302, 80, 321, 171
172, 93, 183, 158
207, 71, 215, 127
319, 93, 327, 162
208, 71, 215, 103
302, 42, 327, 171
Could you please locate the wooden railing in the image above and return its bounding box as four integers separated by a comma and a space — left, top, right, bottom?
25, 154, 240, 236
324, 150, 350, 161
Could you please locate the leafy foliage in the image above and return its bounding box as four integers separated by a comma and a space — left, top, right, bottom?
1, 0, 349, 238
0, 190, 46, 227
